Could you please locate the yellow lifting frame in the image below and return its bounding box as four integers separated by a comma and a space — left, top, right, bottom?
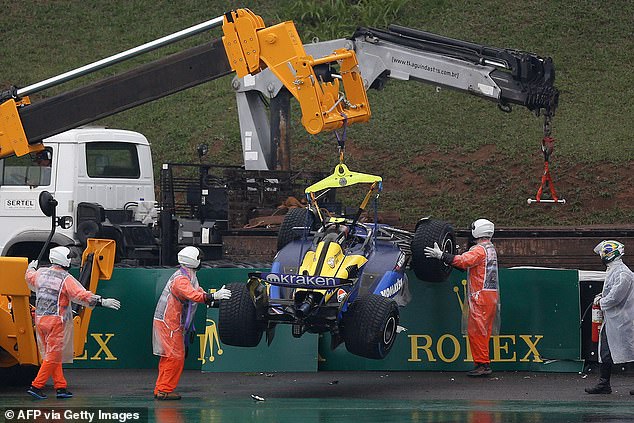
305, 163, 382, 227
305, 163, 381, 193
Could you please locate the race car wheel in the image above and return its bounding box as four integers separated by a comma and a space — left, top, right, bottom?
411, 219, 456, 283
218, 282, 263, 347
343, 294, 399, 359
277, 207, 317, 250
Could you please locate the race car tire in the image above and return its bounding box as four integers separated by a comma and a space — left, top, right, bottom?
411, 219, 456, 283
218, 283, 263, 347
343, 294, 399, 359
277, 207, 316, 250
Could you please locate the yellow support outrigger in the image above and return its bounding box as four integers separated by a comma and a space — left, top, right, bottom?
0, 191, 115, 379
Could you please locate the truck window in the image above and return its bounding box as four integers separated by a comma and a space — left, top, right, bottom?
86, 142, 140, 179
0, 148, 52, 186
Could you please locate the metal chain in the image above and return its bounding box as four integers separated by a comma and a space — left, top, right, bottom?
335, 113, 348, 164
543, 112, 553, 138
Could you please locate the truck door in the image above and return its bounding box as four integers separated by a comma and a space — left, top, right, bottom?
77, 140, 154, 209
0, 147, 56, 255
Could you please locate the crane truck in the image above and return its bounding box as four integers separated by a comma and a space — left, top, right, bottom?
0, 12, 559, 268
0, 7, 371, 381
0, 8, 559, 369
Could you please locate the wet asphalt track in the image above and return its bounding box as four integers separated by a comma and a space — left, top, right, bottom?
2, 369, 634, 422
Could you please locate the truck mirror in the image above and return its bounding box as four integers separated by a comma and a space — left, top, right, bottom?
57, 215, 73, 229
38, 190, 58, 217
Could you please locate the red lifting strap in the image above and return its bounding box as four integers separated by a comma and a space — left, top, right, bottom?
528, 137, 565, 204
535, 160, 559, 202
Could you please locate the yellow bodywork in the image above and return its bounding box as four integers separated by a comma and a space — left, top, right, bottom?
0, 238, 115, 368
297, 240, 367, 303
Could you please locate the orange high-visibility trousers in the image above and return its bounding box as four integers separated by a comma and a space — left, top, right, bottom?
32, 360, 67, 389
467, 291, 498, 364
153, 320, 186, 395
154, 356, 185, 395
32, 316, 67, 389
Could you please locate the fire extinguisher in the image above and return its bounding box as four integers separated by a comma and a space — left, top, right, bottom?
592, 302, 604, 343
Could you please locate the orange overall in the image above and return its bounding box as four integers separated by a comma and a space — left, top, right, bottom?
451, 241, 500, 365
25, 266, 100, 389
152, 267, 207, 395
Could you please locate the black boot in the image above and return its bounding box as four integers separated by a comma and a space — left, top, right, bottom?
26, 386, 47, 400
585, 383, 612, 394
56, 388, 73, 399
585, 362, 612, 394
466, 363, 492, 377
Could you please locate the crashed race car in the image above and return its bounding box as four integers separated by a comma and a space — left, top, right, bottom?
218, 163, 456, 359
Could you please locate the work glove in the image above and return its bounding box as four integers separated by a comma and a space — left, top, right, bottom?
100, 298, 121, 310
27, 260, 38, 270
593, 293, 602, 306
424, 242, 443, 260
213, 285, 232, 301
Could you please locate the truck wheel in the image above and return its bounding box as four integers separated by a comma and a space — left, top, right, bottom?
411, 219, 456, 282
343, 294, 399, 359
277, 207, 316, 250
218, 283, 263, 347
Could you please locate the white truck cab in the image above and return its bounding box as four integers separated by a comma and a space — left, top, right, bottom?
0, 127, 155, 259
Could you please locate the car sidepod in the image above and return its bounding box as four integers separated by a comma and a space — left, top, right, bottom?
353, 240, 410, 306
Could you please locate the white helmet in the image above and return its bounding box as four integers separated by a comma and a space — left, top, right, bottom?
594, 240, 624, 264
471, 218, 494, 239
49, 246, 73, 267
178, 246, 202, 269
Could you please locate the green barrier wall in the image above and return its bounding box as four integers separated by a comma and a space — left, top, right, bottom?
202, 308, 318, 373
319, 268, 582, 372
66, 267, 582, 372
67, 268, 263, 370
